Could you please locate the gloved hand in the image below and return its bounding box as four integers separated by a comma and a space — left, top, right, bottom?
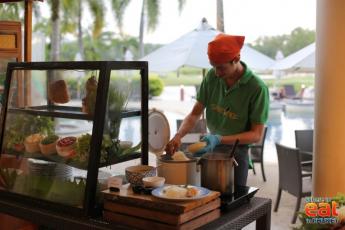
194, 134, 221, 157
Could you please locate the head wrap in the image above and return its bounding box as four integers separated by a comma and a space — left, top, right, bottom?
207, 34, 245, 65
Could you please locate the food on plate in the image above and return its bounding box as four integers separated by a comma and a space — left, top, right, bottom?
187, 141, 207, 154
82, 76, 98, 115
56, 136, 77, 158
24, 133, 44, 153
49, 80, 70, 104
186, 187, 199, 197
162, 185, 199, 198
172, 151, 189, 161
39, 135, 59, 155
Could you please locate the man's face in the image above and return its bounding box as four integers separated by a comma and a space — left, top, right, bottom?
211, 61, 237, 80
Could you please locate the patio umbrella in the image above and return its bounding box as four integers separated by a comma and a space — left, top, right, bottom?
272, 43, 315, 72
140, 18, 275, 73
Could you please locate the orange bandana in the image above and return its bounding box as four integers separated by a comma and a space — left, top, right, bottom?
207, 34, 245, 65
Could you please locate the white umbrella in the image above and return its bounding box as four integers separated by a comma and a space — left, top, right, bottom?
140, 18, 275, 73
272, 43, 315, 72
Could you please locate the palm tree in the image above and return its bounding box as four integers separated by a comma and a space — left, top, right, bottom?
50, 0, 60, 61
0, 2, 21, 20
216, 0, 224, 32
46, 0, 105, 62
111, 0, 131, 37
138, 0, 186, 58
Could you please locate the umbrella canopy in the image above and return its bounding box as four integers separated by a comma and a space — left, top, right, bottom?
140, 18, 275, 73
272, 43, 315, 72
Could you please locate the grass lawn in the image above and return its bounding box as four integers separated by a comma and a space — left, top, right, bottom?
156, 67, 315, 92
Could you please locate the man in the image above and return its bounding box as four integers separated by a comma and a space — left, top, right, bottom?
165, 33, 269, 186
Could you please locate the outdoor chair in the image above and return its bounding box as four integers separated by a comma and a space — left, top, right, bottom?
249, 127, 268, 182
281, 84, 302, 99
274, 143, 312, 224
295, 129, 314, 172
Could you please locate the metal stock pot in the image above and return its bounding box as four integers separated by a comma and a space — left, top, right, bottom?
198, 152, 235, 196
198, 141, 239, 196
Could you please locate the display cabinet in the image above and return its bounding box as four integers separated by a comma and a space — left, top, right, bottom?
0, 61, 148, 218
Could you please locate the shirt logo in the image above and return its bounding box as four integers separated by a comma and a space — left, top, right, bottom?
211, 104, 238, 120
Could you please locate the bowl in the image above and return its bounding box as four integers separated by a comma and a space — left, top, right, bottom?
142, 176, 165, 188
125, 165, 156, 186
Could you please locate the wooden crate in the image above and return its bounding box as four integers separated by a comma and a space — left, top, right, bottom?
102, 186, 221, 229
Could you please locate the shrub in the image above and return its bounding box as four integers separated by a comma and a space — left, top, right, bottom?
149, 75, 164, 97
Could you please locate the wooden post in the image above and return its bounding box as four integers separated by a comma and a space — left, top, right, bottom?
24, 0, 33, 106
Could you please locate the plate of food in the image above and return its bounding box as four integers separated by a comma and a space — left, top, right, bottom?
151, 185, 210, 201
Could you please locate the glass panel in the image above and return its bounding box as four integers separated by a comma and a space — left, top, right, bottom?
0, 68, 100, 208
0, 58, 15, 108
99, 69, 142, 189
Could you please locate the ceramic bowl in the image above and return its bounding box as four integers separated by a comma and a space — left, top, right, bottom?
142, 176, 165, 188
125, 165, 156, 186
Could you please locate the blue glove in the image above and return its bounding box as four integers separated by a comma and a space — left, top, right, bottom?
194, 134, 221, 157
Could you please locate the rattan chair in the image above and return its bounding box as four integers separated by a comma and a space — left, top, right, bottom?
295, 129, 313, 172
249, 127, 268, 181
274, 143, 312, 224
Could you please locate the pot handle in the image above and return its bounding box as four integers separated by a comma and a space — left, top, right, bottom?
233, 158, 239, 167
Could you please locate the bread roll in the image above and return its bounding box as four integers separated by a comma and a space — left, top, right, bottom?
187, 141, 207, 154
49, 80, 70, 104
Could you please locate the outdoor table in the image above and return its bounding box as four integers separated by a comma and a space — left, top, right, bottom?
0, 192, 271, 230
200, 197, 272, 230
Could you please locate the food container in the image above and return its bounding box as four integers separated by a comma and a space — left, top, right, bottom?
157, 154, 200, 186
198, 153, 234, 196
198, 140, 239, 196
125, 165, 157, 186
142, 176, 165, 188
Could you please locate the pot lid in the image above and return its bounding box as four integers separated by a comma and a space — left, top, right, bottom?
148, 109, 170, 155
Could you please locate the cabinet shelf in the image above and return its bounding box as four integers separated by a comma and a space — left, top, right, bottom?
8, 106, 141, 120
5, 151, 142, 170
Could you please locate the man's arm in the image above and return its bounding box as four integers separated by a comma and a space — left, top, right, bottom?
219, 123, 265, 145
165, 101, 204, 154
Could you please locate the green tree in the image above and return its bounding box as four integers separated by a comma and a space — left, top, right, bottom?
0, 2, 21, 20
138, 0, 186, 58
249, 27, 315, 59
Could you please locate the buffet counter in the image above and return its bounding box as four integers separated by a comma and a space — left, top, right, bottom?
0, 195, 271, 230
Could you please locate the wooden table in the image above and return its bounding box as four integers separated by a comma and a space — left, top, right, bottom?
200, 197, 272, 230
0, 196, 271, 230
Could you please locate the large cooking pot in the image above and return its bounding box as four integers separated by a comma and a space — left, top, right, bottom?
198, 152, 235, 196
157, 154, 200, 186
198, 140, 239, 196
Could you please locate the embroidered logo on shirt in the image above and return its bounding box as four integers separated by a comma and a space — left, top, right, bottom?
211, 104, 238, 120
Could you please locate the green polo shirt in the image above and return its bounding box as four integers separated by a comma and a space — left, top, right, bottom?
197, 62, 269, 136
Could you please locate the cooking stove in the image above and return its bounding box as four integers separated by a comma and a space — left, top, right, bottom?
220, 186, 259, 211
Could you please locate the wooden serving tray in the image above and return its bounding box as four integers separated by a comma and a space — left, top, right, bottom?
102, 185, 221, 214
104, 198, 221, 225
103, 208, 220, 230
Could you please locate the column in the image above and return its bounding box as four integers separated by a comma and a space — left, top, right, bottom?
313, 0, 345, 196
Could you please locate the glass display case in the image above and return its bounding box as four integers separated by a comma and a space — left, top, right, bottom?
0, 61, 148, 217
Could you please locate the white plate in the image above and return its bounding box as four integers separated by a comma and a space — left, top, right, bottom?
151, 185, 210, 201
